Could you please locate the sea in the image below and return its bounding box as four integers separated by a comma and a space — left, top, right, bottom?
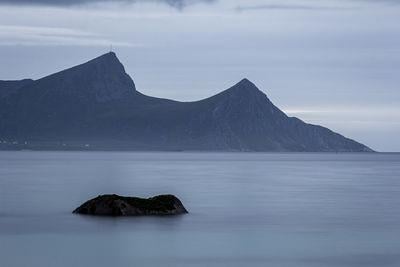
0, 151, 399, 267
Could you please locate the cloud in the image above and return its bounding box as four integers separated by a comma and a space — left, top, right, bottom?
0, 0, 397, 11
0, 25, 134, 47
235, 4, 348, 12
0, 0, 216, 9
233, 0, 400, 12
284, 106, 400, 125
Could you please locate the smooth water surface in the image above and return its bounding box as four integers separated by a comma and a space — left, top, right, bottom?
0, 152, 399, 267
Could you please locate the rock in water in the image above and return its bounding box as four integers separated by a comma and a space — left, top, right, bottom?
73, 194, 188, 216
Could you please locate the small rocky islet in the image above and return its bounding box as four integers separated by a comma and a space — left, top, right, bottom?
73, 194, 188, 216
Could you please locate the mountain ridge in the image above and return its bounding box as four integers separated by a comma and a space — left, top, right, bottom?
0, 53, 373, 152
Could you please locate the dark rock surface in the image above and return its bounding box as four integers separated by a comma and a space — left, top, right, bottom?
73, 194, 188, 216
0, 52, 373, 152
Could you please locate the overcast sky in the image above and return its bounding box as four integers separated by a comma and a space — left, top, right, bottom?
0, 0, 399, 151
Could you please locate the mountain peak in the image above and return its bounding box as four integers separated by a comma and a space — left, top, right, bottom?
232, 78, 260, 92
237, 78, 254, 87
81, 52, 127, 74
71, 52, 137, 101
221, 78, 266, 99
89, 52, 119, 65
30, 52, 137, 103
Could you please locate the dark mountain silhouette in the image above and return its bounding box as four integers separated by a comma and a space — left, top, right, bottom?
0, 52, 372, 152
0, 79, 33, 99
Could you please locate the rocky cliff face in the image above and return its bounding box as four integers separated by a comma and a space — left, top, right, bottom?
0, 53, 373, 152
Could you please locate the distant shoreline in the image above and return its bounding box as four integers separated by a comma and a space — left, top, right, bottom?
0, 147, 384, 153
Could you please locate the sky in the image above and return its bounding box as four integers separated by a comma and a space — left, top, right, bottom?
0, 0, 399, 151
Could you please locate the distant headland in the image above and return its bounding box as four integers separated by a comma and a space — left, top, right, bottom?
0, 52, 373, 152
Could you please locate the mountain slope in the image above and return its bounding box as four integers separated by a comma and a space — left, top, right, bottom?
0, 53, 373, 152
0, 79, 33, 99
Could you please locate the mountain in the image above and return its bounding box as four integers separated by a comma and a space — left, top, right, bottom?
0, 79, 33, 99
0, 52, 373, 152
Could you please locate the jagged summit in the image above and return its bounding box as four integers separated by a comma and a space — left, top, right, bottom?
21, 52, 136, 103
210, 78, 272, 108
93, 51, 118, 60
0, 53, 373, 152
222, 78, 266, 97
236, 78, 256, 87
40, 52, 124, 79
231, 78, 259, 91
83, 52, 122, 68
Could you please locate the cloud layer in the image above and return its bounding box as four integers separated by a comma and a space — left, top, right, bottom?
0, 0, 215, 8
0, 0, 397, 11
235, 4, 348, 12
0, 25, 133, 47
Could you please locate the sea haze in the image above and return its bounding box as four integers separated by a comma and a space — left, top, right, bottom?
0, 151, 399, 267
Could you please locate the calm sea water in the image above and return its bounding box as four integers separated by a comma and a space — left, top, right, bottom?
0, 152, 399, 267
